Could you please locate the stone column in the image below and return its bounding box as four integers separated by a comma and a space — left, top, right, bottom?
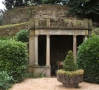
83, 35, 87, 41
29, 30, 35, 65
46, 35, 50, 66
73, 35, 77, 62
34, 35, 38, 65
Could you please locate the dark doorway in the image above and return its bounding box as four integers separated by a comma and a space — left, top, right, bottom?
50, 35, 73, 76
38, 35, 46, 66
77, 35, 84, 50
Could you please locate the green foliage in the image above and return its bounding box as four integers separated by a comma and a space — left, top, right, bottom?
57, 69, 84, 77
77, 35, 99, 83
0, 71, 13, 90
24, 73, 37, 78
41, 0, 56, 4
0, 40, 28, 82
41, 0, 48, 4
93, 28, 99, 35
39, 73, 46, 78
24, 72, 46, 78
4, 0, 28, 9
4, 0, 42, 9
63, 50, 77, 71
57, 50, 84, 78
0, 36, 14, 40
15, 30, 29, 43
68, 0, 99, 21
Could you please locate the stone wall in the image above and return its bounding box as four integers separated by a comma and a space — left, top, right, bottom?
2, 5, 70, 25
2, 7, 33, 25
0, 22, 29, 36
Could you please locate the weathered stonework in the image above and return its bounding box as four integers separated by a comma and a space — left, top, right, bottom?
0, 22, 29, 36
28, 6, 92, 77
35, 30, 88, 35
2, 5, 70, 25
2, 5, 92, 77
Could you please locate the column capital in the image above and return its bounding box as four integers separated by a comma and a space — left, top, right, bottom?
46, 34, 50, 37
73, 35, 77, 37
35, 35, 39, 37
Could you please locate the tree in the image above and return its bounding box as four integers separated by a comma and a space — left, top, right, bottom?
41, 0, 60, 4
3, 0, 68, 9
3, 0, 29, 9
3, 0, 15, 9
68, 0, 99, 21
41, 0, 69, 4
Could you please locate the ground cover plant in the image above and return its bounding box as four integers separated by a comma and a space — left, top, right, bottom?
0, 71, 13, 90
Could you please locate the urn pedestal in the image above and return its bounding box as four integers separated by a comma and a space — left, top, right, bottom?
57, 74, 83, 88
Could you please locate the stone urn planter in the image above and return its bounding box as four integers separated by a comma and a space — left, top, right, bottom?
57, 69, 84, 88
56, 50, 84, 88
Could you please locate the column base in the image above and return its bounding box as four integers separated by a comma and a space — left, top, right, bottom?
28, 65, 51, 77
46, 65, 51, 67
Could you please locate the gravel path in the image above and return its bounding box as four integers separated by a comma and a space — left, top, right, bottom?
10, 77, 99, 90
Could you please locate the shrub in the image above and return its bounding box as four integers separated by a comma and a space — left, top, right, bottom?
63, 50, 77, 71
0, 71, 13, 90
77, 35, 99, 83
15, 30, 29, 42
0, 40, 28, 82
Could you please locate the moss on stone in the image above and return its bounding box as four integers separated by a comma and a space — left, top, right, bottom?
0, 22, 29, 29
